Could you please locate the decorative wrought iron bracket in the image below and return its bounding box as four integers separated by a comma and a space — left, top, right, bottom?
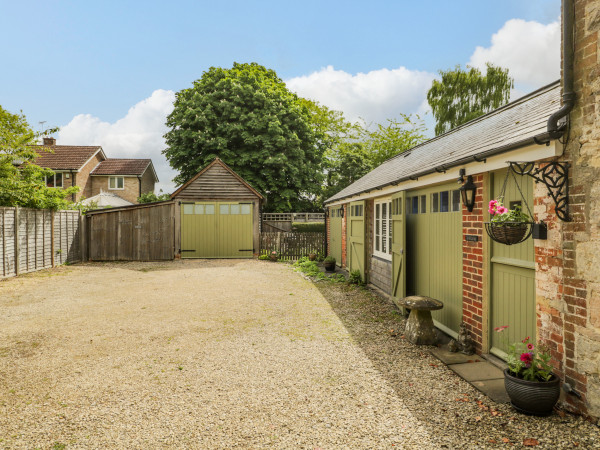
508, 161, 571, 222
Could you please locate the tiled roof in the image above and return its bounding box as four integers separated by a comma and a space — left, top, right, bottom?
91, 159, 152, 176
32, 145, 102, 170
325, 81, 561, 203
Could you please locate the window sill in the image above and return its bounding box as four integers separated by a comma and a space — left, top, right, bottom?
372, 254, 392, 263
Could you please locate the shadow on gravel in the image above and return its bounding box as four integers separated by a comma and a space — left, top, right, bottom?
79, 259, 249, 273
311, 280, 599, 449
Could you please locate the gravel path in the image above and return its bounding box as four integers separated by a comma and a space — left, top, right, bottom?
0, 260, 598, 449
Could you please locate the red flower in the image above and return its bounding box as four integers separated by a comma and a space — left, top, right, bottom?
520, 352, 533, 367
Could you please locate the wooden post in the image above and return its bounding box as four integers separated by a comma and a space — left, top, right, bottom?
2, 209, 5, 277
79, 212, 86, 262
51, 211, 55, 268
14, 206, 20, 276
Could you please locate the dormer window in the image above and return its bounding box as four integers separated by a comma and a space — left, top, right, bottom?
46, 172, 63, 188
109, 176, 124, 190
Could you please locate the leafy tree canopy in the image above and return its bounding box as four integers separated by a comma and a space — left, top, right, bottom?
138, 190, 171, 204
0, 106, 78, 209
163, 62, 321, 212
427, 63, 514, 136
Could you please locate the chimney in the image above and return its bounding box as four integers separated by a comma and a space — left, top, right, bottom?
43, 137, 56, 146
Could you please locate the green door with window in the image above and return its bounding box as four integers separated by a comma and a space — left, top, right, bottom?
490, 169, 535, 357
391, 191, 406, 300
405, 183, 463, 337
181, 202, 253, 258
329, 206, 343, 265
347, 201, 365, 281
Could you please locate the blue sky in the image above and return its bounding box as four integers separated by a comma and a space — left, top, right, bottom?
0, 0, 562, 192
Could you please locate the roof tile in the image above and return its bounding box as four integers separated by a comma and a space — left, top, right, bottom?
90, 159, 151, 176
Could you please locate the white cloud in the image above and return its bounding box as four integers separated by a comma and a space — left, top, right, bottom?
468, 18, 560, 96
58, 89, 178, 194
286, 65, 435, 125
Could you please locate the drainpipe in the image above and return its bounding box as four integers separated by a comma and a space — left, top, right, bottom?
541, 0, 576, 142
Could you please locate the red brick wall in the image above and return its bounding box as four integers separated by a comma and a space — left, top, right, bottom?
462, 174, 484, 352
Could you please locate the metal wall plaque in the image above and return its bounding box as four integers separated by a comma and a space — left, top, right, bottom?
465, 235, 479, 242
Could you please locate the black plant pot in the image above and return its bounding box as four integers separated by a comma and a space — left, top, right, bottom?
324, 262, 336, 272
504, 368, 560, 416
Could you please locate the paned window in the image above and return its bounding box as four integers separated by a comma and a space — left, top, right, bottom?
452, 190, 461, 212
230, 204, 240, 215
183, 204, 194, 215
241, 204, 251, 215
440, 191, 449, 212
205, 205, 215, 214
220, 204, 229, 215
194, 205, 204, 214
109, 176, 124, 190
420, 195, 427, 214
431, 193, 439, 212
45, 172, 63, 188
374, 199, 392, 260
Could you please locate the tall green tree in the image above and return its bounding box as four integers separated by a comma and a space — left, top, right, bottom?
0, 106, 78, 209
163, 62, 321, 212
427, 63, 514, 136
362, 114, 427, 167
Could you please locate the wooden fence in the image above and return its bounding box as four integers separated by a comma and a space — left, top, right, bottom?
260, 232, 325, 261
87, 202, 175, 261
0, 207, 82, 279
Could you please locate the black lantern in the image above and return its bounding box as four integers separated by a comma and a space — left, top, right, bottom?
459, 175, 477, 212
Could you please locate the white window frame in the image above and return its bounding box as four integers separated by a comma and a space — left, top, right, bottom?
108, 176, 124, 190
373, 198, 392, 260
45, 172, 63, 188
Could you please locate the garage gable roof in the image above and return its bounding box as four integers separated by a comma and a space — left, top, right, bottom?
170, 158, 263, 200
325, 80, 561, 204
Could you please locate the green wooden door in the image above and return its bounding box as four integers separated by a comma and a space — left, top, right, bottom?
490, 169, 536, 357
181, 202, 253, 258
329, 206, 343, 265
391, 191, 406, 300
347, 201, 366, 280
405, 183, 463, 337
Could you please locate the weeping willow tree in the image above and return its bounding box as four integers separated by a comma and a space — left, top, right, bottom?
427, 63, 514, 136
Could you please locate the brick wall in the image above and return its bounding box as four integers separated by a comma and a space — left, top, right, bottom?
77, 153, 104, 200
91, 176, 140, 204
534, 0, 600, 417
462, 174, 484, 353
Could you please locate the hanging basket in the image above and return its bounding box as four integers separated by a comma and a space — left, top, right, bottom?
485, 222, 533, 245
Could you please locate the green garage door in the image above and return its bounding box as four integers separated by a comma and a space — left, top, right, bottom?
329, 206, 343, 265
490, 169, 535, 357
347, 200, 366, 281
405, 183, 463, 337
181, 202, 253, 258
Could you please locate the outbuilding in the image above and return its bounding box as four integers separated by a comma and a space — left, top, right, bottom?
171, 158, 263, 259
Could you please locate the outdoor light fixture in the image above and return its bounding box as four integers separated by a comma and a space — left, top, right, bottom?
459, 175, 477, 212
458, 168, 466, 184
339, 207, 344, 218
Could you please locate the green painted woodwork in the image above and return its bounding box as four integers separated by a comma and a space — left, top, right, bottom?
391, 191, 406, 300
181, 202, 253, 258
329, 206, 343, 265
490, 169, 535, 357
405, 183, 463, 337
347, 200, 366, 280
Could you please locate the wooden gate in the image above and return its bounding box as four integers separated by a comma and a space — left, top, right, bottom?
489, 169, 536, 357
329, 206, 343, 265
391, 192, 406, 300
347, 200, 365, 280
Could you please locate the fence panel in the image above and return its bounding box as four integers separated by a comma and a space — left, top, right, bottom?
0, 207, 82, 279
260, 232, 325, 261
87, 202, 175, 261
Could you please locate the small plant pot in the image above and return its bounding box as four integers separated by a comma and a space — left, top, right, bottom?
504, 369, 560, 416
323, 261, 336, 272
269, 255, 278, 262
308, 253, 317, 261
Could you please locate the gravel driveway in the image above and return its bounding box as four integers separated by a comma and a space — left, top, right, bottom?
0, 260, 598, 449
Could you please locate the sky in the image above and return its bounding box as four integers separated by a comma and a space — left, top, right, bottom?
0, 0, 562, 194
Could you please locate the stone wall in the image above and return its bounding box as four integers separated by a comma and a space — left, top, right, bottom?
370, 256, 392, 294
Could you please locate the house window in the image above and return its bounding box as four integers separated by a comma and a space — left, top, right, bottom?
374, 199, 392, 260
109, 176, 124, 190
452, 190, 461, 212
431, 193, 439, 213
45, 172, 63, 188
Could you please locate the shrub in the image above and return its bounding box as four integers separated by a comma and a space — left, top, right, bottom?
323, 256, 336, 264
292, 222, 325, 233
258, 254, 270, 261
349, 270, 363, 285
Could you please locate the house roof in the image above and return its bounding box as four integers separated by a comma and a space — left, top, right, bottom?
170, 158, 264, 200
90, 158, 156, 179
81, 192, 134, 207
32, 145, 104, 170
325, 80, 562, 204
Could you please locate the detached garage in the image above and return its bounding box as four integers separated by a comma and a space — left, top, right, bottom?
171, 158, 263, 259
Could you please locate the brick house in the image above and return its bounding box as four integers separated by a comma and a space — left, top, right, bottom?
33, 137, 158, 204
324, 0, 600, 418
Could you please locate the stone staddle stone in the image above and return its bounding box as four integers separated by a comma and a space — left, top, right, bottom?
398, 295, 444, 346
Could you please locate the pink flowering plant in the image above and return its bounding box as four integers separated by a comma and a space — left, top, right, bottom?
503, 332, 554, 382
488, 198, 530, 226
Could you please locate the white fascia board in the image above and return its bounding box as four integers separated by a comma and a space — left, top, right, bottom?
326, 142, 559, 207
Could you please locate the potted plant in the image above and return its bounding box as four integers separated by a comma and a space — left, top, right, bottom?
323, 256, 336, 272
269, 250, 278, 261
485, 198, 532, 245
308, 253, 317, 261
503, 335, 560, 416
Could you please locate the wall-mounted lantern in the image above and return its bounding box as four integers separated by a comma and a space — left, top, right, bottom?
339, 207, 344, 218
459, 175, 477, 212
